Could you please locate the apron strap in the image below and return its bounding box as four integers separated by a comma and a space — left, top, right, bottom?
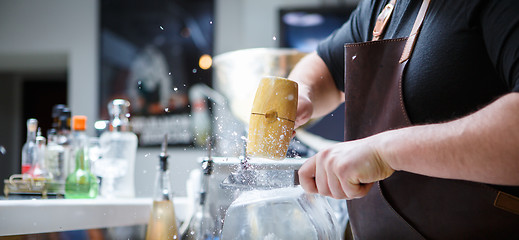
372, 0, 397, 41
399, 0, 431, 63
372, 0, 432, 62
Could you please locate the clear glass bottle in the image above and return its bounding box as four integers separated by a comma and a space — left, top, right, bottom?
189, 88, 211, 147
57, 108, 73, 176
46, 128, 66, 182
180, 143, 217, 240
51, 104, 66, 132
65, 116, 99, 199
21, 118, 38, 174
98, 99, 138, 198
146, 134, 179, 240
46, 128, 67, 194
28, 128, 53, 180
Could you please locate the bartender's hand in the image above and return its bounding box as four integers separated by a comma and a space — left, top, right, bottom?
298, 137, 395, 199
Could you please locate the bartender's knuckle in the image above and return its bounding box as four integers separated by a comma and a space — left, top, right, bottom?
324, 157, 335, 170
347, 190, 362, 199
321, 191, 332, 198
332, 191, 347, 199
319, 148, 331, 159
350, 190, 364, 199
343, 182, 363, 198
336, 160, 350, 173
317, 186, 331, 196
353, 184, 372, 199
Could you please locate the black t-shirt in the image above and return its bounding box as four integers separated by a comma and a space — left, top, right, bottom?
317, 0, 519, 125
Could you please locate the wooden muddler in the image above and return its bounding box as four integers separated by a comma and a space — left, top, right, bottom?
247, 76, 298, 160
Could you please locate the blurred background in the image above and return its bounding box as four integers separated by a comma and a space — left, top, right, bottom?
0, 0, 360, 197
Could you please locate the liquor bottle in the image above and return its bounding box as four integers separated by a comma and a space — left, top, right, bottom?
57, 108, 73, 176
21, 118, 38, 174
27, 128, 53, 180
98, 99, 138, 198
189, 86, 212, 147
65, 116, 98, 199
50, 104, 66, 133
46, 105, 68, 183
180, 140, 217, 240
46, 128, 67, 182
146, 134, 179, 240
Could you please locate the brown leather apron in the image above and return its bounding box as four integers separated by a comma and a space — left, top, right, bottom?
344, 0, 519, 239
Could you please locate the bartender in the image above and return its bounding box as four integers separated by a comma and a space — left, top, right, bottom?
291, 0, 519, 239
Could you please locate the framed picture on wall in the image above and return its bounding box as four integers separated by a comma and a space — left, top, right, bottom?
100, 0, 214, 146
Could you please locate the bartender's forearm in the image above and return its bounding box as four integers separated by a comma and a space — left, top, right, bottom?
378, 92, 519, 185
288, 52, 344, 119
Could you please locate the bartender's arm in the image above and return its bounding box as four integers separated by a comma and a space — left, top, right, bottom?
292, 53, 519, 200
288, 52, 344, 129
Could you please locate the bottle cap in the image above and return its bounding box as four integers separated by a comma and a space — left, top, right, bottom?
27, 118, 38, 132
52, 104, 66, 118
108, 99, 130, 116
107, 99, 131, 131
72, 115, 87, 131
36, 128, 46, 145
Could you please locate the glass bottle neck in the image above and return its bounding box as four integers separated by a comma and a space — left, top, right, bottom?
154, 159, 172, 201
199, 174, 210, 205
48, 134, 58, 144
27, 130, 36, 142
74, 130, 90, 171
58, 118, 71, 134
110, 116, 130, 132
75, 148, 89, 170
199, 158, 213, 205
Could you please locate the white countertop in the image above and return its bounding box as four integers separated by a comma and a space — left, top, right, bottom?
0, 197, 188, 236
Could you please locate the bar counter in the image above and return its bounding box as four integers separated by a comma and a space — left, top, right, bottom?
0, 197, 188, 236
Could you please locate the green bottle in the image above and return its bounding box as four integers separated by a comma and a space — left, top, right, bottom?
65, 116, 98, 199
